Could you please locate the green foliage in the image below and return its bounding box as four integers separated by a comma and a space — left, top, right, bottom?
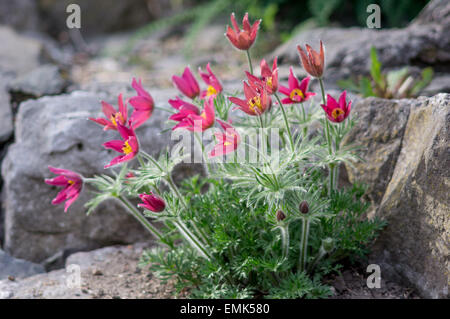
338, 47, 433, 98
139, 177, 385, 298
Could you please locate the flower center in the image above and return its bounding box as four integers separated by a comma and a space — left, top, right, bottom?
110, 112, 124, 126
67, 180, 75, 185
248, 96, 262, 113
331, 108, 345, 120
290, 88, 304, 101
206, 85, 218, 96
122, 140, 133, 154
224, 141, 232, 146
266, 76, 273, 88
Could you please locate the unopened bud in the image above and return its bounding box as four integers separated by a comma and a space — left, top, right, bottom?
276, 210, 286, 222
322, 238, 334, 253
299, 201, 309, 214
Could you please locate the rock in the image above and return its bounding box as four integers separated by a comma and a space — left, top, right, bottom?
412, 0, 450, 26
0, 0, 40, 31
0, 26, 44, 77
421, 74, 450, 96
0, 75, 14, 144
8, 64, 67, 99
273, 0, 450, 83
372, 93, 449, 299
342, 97, 411, 204
0, 249, 45, 280
2, 88, 181, 263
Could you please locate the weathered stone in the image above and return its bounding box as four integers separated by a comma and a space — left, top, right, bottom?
2, 88, 180, 262
372, 93, 449, 299
342, 97, 411, 204
0, 249, 45, 280
0, 0, 40, 31
0, 26, 43, 77
8, 64, 66, 98
0, 75, 14, 143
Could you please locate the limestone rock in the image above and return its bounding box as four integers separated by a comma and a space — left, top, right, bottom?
0, 249, 45, 280
1, 88, 179, 262
372, 93, 449, 299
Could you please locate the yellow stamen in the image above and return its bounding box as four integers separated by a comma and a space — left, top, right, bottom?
290, 88, 304, 100
331, 108, 345, 120
67, 180, 75, 185
266, 76, 273, 88
248, 96, 262, 113
122, 141, 133, 154
206, 85, 217, 96
200, 112, 207, 120
224, 141, 232, 146
110, 112, 124, 127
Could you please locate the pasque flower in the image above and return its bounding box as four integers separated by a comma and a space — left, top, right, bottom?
169, 97, 200, 123
129, 78, 154, 129
321, 91, 352, 123
103, 124, 139, 168
279, 67, 315, 104
297, 41, 325, 78
209, 119, 240, 158
246, 57, 278, 95
198, 63, 223, 98
172, 67, 200, 99
225, 12, 261, 51
138, 193, 166, 212
172, 97, 215, 132
89, 94, 127, 131
45, 166, 83, 212
229, 81, 271, 116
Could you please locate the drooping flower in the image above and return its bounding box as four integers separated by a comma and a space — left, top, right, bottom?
103, 124, 139, 168
172, 67, 200, 99
129, 78, 154, 129
297, 41, 325, 78
229, 81, 271, 116
209, 119, 240, 158
320, 91, 352, 123
279, 67, 315, 104
225, 12, 261, 51
89, 94, 127, 131
198, 63, 223, 99
246, 57, 278, 95
138, 193, 166, 212
172, 97, 215, 132
45, 166, 83, 212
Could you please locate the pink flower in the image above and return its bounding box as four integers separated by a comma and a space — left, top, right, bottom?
229, 81, 271, 116
279, 67, 315, 104
172, 97, 215, 132
138, 193, 165, 212
89, 94, 127, 131
103, 124, 139, 168
168, 97, 200, 123
45, 166, 83, 212
246, 57, 278, 95
209, 120, 240, 158
321, 91, 352, 123
226, 12, 261, 51
129, 78, 154, 129
198, 63, 223, 99
172, 67, 200, 99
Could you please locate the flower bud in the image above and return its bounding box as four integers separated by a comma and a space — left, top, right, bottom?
138, 193, 165, 212
322, 238, 334, 253
299, 201, 309, 214
276, 210, 286, 222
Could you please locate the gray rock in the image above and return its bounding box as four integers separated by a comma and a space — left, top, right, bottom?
8, 64, 66, 98
0, 75, 14, 143
371, 93, 449, 299
342, 97, 411, 205
0, 0, 40, 31
0, 26, 43, 77
0, 249, 45, 280
2, 88, 180, 262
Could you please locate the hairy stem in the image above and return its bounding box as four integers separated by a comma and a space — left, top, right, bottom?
275, 93, 294, 151
298, 218, 310, 272
278, 225, 290, 261
246, 49, 253, 75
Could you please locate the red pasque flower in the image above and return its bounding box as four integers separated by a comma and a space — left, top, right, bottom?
225, 12, 261, 51
172, 97, 215, 132
229, 81, 271, 116
168, 97, 201, 123
103, 124, 139, 168
129, 78, 154, 129
209, 119, 240, 158
297, 41, 325, 78
89, 94, 127, 131
45, 166, 83, 212
246, 57, 278, 95
198, 63, 223, 99
279, 67, 315, 104
172, 66, 200, 99
138, 193, 165, 212
321, 91, 352, 123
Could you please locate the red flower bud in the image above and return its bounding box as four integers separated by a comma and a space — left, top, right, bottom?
299, 201, 309, 214
276, 210, 286, 221
138, 193, 165, 213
